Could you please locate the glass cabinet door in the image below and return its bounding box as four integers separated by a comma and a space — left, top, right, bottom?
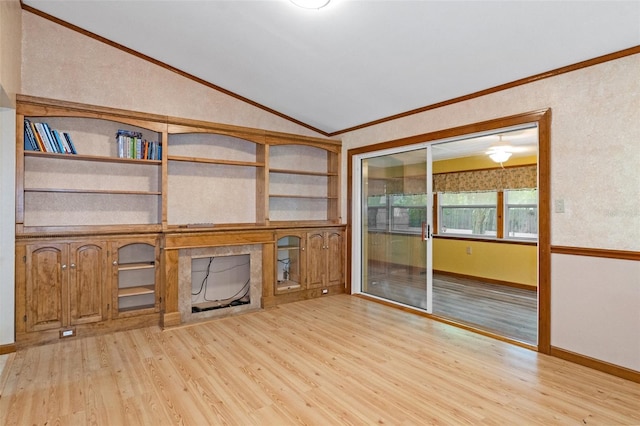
276, 233, 305, 293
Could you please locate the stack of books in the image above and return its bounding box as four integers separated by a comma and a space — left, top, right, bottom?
24, 118, 77, 154
116, 129, 161, 160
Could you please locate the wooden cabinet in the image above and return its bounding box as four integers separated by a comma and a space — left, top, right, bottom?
265, 227, 345, 307
307, 229, 344, 289
15, 95, 345, 344
23, 239, 108, 333
111, 237, 160, 317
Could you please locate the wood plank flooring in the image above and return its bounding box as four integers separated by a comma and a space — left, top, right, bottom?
433, 274, 537, 344
2, 295, 639, 425
366, 269, 537, 344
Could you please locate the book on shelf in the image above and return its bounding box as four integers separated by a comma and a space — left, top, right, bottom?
33, 122, 54, 152
25, 119, 76, 155
115, 129, 161, 160
30, 121, 46, 152
52, 130, 70, 154
23, 119, 40, 151
63, 132, 77, 154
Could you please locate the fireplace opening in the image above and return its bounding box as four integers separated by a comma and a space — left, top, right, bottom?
191, 254, 251, 313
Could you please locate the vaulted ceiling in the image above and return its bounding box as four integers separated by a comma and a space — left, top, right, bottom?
22, 1, 640, 136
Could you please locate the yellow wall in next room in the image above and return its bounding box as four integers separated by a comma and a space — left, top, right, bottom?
433, 238, 537, 287
433, 154, 537, 174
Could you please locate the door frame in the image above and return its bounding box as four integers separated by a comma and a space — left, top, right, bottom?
346, 109, 551, 353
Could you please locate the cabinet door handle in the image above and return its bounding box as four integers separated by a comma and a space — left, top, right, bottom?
61, 264, 67, 270
112, 261, 118, 266
70, 263, 76, 269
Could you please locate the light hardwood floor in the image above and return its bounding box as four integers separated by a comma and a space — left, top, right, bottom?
1, 294, 639, 425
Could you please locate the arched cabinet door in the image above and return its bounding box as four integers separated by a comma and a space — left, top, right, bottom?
306, 228, 345, 290
325, 230, 344, 287
25, 239, 108, 332
69, 241, 108, 326
275, 231, 306, 294
25, 243, 68, 332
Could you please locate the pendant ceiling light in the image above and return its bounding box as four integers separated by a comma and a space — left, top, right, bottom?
487, 135, 513, 164
488, 150, 513, 163
290, 0, 331, 9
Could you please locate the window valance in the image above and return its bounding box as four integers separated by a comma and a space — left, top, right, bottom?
433, 165, 537, 192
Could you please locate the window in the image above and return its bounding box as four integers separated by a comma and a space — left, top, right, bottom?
365, 193, 427, 234
439, 192, 497, 236
366, 195, 388, 230
505, 189, 538, 240
437, 189, 537, 240
390, 194, 427, 233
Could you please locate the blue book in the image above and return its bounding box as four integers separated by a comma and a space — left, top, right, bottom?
23, 119, 39, 151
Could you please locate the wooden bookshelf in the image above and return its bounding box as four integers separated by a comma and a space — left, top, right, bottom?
14, 95, 344, 347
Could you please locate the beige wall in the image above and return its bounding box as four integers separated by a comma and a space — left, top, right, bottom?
1, 0, 21, 106
552, 254, 640, 371
0, 0, 21, 348
342, 54, 640, 371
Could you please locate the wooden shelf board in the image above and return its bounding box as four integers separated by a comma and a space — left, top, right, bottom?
118, 262, 155, 271
168, 155, 264, 167
24, 150, 161, 165
269, 168, 337, 177
25, 188, 161, 195
118, 304, 156, 313
118, 285, 155, 297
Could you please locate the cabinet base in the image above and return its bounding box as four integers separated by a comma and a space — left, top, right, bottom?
262, 283, 345, 309
16, 313, 161, 348
161, 311, 182, 328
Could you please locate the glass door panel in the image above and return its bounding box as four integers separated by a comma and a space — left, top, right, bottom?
360, 147, 432, 311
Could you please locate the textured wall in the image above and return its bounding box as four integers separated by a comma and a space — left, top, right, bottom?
0, 0, 21, 347
342, 54, 640, 252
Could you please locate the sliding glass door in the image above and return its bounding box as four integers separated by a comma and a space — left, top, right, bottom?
354, 146, 433, 311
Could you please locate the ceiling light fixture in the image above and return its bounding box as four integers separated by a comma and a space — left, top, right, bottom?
489, 150, 512, 163
290, 0, 331, 9
487, 135, 513, 163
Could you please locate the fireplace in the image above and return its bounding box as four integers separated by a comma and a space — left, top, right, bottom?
178, 244, 262, 323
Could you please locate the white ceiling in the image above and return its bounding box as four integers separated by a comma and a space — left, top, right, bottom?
22, 0, 640, 135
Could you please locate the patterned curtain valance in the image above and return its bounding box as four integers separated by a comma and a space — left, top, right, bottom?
433, 165, 537, 192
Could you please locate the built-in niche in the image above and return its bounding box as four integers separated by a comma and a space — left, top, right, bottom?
178, 244, 262, 323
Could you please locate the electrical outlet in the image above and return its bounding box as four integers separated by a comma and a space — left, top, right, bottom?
466, 246, 472, 255
555, 199, 565, 213
59, 329, 76, 338
322, 289, 328, 294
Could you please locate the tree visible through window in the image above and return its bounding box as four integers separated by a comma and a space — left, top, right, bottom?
438, 189, 537, 240
439, 192, 497, 236
505, 189, 538, 239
